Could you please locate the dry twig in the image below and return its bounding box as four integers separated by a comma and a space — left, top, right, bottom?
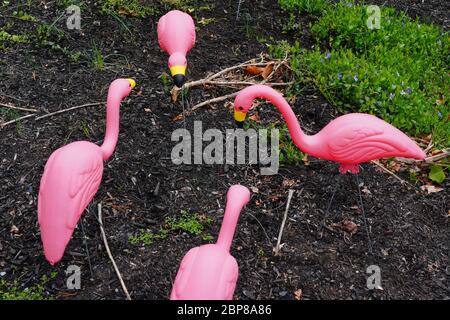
97, 203, 132, 300
0, 103, 38, 112
274, 189, 296, 256
35, 102, 105, 120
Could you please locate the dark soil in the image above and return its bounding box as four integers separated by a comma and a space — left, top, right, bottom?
0, 0, 448, 300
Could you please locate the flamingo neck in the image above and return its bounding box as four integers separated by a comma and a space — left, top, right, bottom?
216, 199, 246, 253
100, 90, 122, 161
250, 87, 317, 155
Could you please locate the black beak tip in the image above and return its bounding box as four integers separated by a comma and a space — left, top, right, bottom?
173, 74, 186, 88
235, 120, 244, 128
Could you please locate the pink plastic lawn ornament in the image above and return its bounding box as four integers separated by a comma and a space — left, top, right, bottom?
38, 78, 135, 265
157, 10, 196, 88
170, 185, 251, 300
234, 85, 425, 173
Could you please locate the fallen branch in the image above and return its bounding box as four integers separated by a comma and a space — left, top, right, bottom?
425, 149, 450, 163
35, 102, 105, 121
0, 103, 38, 112
192, 92, 238, 113
97, 203, 132, 300
274, 189, 296, 256
1, 114, 36, 128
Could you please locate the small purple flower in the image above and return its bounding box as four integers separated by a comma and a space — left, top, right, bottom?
405, 87, 411, 94
389, 93, 395, 99
348, 2, 353, 7
401, 81, 405, 87
400, 90, 406, 95
396, 71, 400, 77
353, 75, 358, 82
325, 52, 331, 59
437, 111, 443, 118
338, 73, 343, 79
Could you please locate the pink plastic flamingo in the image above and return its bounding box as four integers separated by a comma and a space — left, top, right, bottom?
234, 85, 425, 173
170, 185, 251, 300
37, 78, 135, 265
157, 10, 196, 88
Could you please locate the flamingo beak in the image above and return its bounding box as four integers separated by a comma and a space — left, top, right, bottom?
234, 110, 247, 122
127, 79, 136, 89
170, 65, 187, 88
234, 110, 247, 128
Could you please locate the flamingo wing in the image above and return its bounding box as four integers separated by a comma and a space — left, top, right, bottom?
327, 124, 409, 164
67, 155, 103, 228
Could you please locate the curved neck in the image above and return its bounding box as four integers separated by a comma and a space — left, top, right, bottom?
251, 87, 317, 154
100, 90, 123, 161
216, 200, 246, 253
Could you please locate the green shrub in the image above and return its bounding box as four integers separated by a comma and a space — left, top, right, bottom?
279, 0, 328, 15
275, 0, 450, 147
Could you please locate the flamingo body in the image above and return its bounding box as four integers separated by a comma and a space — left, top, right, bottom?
170, 245, 238, 300
157, 10, 196, 87
234, 85, 425, 173
37, 78, 135, 265
170, 185, 251, 300
38, 141, 103, 264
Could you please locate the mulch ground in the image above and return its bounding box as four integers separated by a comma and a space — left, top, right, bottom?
0, 0, 448, 300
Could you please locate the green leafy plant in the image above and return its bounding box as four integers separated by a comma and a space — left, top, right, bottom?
279, 0, 328, 15
166, 210, 212, 235
0, 273, 56, 300
99, 0, 157, 18
428, 165, 446, 184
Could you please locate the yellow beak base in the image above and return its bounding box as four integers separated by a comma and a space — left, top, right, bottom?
127, 79, 136, 89
170, 65, 187, 77
234, 110, 247, 122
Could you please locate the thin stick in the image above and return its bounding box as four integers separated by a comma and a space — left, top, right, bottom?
0, 103, 38, 112
425, 150, 450, 163
1, 114, 35, 128
97, 203, 132, 300
191, 92, 239, 112
202, 81, 292, 87
371, 160, 413, 187
35, 102, 104, 120
274, 189, 296, 256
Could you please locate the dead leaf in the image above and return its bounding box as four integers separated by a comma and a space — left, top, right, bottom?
10, 225, 19, 234
172, 113, 185, 122
244, 62, 274, 79
261, 63, 274, 79
294, 289, 302, 300
341, 220, 358, 235
420, 184, 443, 193
249, 112, 260, 122
250, 186, 259, 193
144, 108, 151, 113
282, 179, 296, 188
245, 65, 265, 76
302, 153, 310, 166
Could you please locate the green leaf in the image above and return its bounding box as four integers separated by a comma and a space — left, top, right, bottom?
428, 165, 446, 184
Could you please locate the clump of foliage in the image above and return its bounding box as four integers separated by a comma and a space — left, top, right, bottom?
129, 228, 168, 246
0, 273, 56, 300
99, 0, 157, 17
274, 0, 449, 147
166, 210, 212, 235
279, 0, 328, 15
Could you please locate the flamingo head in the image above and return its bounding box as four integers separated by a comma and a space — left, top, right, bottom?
168, 52, 187, 88
109, 78, 136, 99
233, 85, 267, 127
